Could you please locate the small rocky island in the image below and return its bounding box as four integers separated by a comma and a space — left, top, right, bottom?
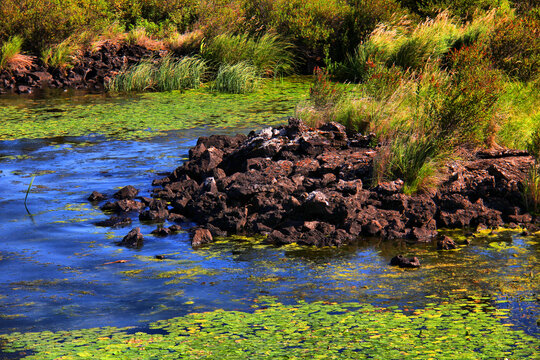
93, 118, 537, 248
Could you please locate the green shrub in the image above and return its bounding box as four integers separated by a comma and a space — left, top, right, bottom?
329, 42, 379, 83
213, 62, 260, 94
202, 33, 295, 76
488, 14, 540, 81
432, 45, 504, 146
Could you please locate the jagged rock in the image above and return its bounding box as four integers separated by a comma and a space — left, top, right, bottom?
113, 185, 139, 200
88, 191, 106, 202
118, 227, 144, 248
192, 228, 213, 247
94, 216, 132, 228
99, 118, 536, 248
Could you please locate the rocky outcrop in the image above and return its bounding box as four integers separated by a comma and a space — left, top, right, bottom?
91, 118, 537, 247
0, 42, 159, 94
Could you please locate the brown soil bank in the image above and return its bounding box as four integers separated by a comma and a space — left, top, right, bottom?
0, 42, 158, 94
142, 118, 536, 246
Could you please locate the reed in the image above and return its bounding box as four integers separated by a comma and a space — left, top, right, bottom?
213, 62, 260, 94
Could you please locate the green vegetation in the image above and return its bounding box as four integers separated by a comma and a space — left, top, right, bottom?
213, 62, 260, 94
0, 1, 538, 192
1, 298, 537, 359
299, 5, 539, 193
0, 76, 310, 141
202, 33, 295, 76
107, 56, 207, 92
0, 35, 31, 70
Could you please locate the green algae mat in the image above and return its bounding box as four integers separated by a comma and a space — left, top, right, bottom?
0, 77, 309, 141
1, 298, 537, 359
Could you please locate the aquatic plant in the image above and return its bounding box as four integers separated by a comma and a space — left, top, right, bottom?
202, 33, 295, 76
107, 56, 207, 92
213, 62, 260, 94
1, 299, 537, 359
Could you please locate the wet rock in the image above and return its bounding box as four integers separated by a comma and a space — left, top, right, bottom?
118, 227, 144, 248
94, 216, 132, 228
101, 199, 145, 212
151, 227, 171, 237
437, 235, 458, 250
137, 118, 536, 247
113, 185, 139, 200
191, 228, 213, 247
390, 255, 420, 268
139, 209, 169, 222
88, 191, 106, 202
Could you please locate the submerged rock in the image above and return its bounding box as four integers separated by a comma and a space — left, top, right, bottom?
390, 255, 421, 268
437, 235, 458, 250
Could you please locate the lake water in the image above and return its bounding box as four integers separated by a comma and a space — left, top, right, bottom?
0, 79, 537, 346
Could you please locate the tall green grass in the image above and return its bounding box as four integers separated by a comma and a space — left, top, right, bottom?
108, 56, 207, 92
213, 62, 260, 94
202, 33, 295, 76
0, 35, 23, 69
41, 39, 80, 68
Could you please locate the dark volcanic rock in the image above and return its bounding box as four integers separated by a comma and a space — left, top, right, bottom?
88, 191, 106, 202
113, 185, 139, 200
390, 255, 421, 268
106, 118, 535, 247
0, 42, 159, 93
192, 228, 213, 247
95, 216, 132, 228
118, 227, 144, 248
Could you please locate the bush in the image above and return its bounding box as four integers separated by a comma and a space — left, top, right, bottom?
430, 45, 504, 146
488, 14, 540, 81
202, 33, 295, 76
213, 62, 260, 93
329, 41, 379, 83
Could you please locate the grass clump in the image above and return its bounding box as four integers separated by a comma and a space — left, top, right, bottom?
0, 35, 33, 71
202, 33, 295, 76
523, 126, 540, 214
108, 56, 207, 92
213, 62, 260, 94
41, 39, 80, 68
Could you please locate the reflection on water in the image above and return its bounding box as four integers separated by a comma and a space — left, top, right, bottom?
0, 83, 537, 340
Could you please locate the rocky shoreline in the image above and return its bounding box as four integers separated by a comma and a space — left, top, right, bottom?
0, 42, 158, 94
90, 118, 537, 249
